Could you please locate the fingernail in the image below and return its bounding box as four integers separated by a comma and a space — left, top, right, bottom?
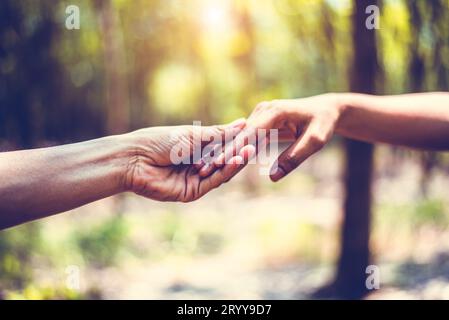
232, 155, 244, 165
199, 163, 211, 176
196, 158, 205, 167
214, 153, 225, 166
240, 145, 256, 161
270, 166, 285, 182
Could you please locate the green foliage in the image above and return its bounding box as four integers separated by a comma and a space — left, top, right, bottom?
1, 0, 448, 142
413, 200, 448, 227
1, 0, 448, 299
0, 223, 42, 291
156, 211, 225, 256
196, 231, 224, 255
377, 199, 448, 229
71, 215, 129, 268
6, 285, 83, 300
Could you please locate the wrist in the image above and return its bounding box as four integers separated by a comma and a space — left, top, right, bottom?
331, 93, 351, 135
92, 134, 137, 194
117, 128, 161, 193
115, 132, 142, 193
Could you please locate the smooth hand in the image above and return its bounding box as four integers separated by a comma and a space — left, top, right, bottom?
246, 94, 343, 181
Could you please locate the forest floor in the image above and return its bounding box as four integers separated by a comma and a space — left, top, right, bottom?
20, 145, 449, 300
94, 257, 449, 300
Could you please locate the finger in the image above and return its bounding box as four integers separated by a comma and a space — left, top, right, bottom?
216, 127, 258, 168
213, 152, 226, 168
212, 100, 282, 169
198, 131, 245, 177
247, 101, 281, 129
198, 161, 215, 177
193, 158, 207, 172
270, 121, 327, 182
207, 99, 285, 171
196, 143, 222, 176
240, 143, 257, 162
223, 117, 247, 131
278, 128, 298, 142
200, 118, 246, 145
199, 141, 255, 178
198, 160, 241, 197
223, 144, 256, 183
198, 144, 255, 196
193, 118, 246, 170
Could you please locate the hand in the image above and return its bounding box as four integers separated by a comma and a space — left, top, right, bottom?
122, 119, 255, 202
244, 93, 343, 181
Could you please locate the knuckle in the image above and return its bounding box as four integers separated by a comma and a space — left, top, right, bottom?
214, 124, 225, 132
267, 100, 286, 120
309, 133, 326, 150
212, 128, 224, 139
271, 102, 283, 116
185, 189, 200, 202
270, 99, 281, 107
283, 153, 299, 169
182, 196, 194, 203
255, 101, 270, 112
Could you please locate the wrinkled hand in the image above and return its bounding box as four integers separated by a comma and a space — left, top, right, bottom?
244, 93, 343, 181
123, 119, 254, 202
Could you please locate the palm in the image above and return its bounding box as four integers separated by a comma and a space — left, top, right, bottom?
126, 123, 250, 202
142, 165, 212, 202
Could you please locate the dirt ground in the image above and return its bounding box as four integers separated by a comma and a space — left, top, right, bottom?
29, 146, 449, 300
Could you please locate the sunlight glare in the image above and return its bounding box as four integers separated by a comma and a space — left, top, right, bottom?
200, 2, 230, 32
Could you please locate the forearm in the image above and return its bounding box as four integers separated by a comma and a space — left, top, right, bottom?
0, 135, 134, 229
335, 92, 449, 150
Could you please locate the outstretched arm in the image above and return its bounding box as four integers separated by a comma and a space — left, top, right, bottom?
0, 120, 252, 230
0, 135, 134, 229
240, 92, 449, 182
336, 92, 449, 150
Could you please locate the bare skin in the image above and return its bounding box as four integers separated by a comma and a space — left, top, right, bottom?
249, 92, 449, 181
0, 119, 254, 230
201, 92, 449, 182
2, 92, 448, 229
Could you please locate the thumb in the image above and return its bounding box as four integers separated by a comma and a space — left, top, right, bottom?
270, 123, 326, 182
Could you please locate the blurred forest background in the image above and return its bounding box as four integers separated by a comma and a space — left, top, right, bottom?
1, 0, 449, 299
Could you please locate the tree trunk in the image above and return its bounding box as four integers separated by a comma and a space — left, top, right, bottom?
94, 1, 129, 215
334, 0, 379, 299
95, 0, 129, 135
